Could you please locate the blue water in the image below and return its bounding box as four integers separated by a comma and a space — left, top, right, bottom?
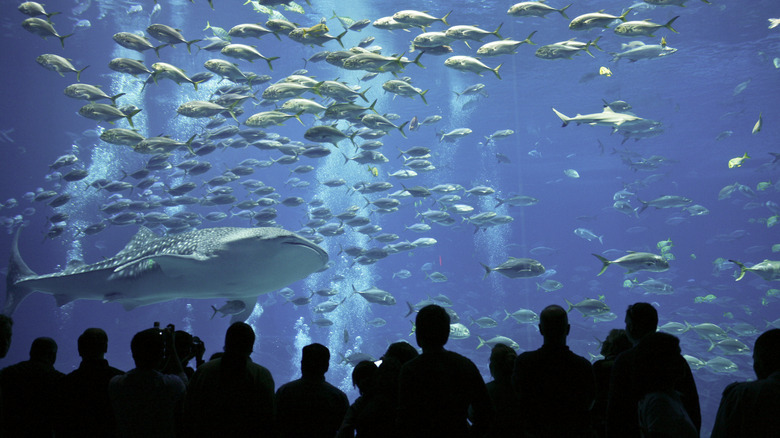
1, 0, 779, 435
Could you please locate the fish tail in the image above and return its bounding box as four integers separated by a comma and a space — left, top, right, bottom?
4, 227, 37, 316
441, 10, 452, 26
492, 63, 502, 80
59, 33, 74, 48
665, 16, 680, 33
476, 336, 486, 349
46, 11, 62, 21
412, 52, 425, 69
76, 65, 90, 82
480, 262, 492, 280
551, 108, 571, 127
358, 87, 370, 103
210, 305, 218, 320
294, 110, 305, 126
503, 310, 511, 321
125, 108, 142, 129
109, 93, 126, 105
728, 259, 748, 281
619, 8, 632, 21
335, 30, 348, 48
559, 4, 572, 19
418, 90, 429, 105
707, 338, 716, 352
522, 30, 537, 46
564, 298, 574, 313
493, 22, 504, 40
398, 121, 408, 138
592, 253, 611, 276
635, 198, 649, 214
265, 56, 280, 71
185, 39, 202, 54
154, 44, 165, 58
495, 197, 504, 208
405, 301, 414, 318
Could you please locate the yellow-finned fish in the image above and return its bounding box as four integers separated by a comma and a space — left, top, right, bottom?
599, 66, 612, 77
753, 112, 762, 134
368, 166, 379, 177
728, 153, 750, 168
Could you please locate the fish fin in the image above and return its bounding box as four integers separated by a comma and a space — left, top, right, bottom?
480, 262, 492, 280
592, 253, 611, 276
54, 294, 75, 307
3, 226, 37, 315
728, 259, 748, 281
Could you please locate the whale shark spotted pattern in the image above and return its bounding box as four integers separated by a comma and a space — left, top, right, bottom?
3, 226, 328, 322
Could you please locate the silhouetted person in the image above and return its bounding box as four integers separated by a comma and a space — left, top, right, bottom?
592, 329, 632, 437
0, 336, 64, 437
512, 304, 595, 437
0, 314, 10, 430
109, 327, 186, 438
0, 314, 11, 359
634, 332, 697, 438
162, 330, 205, 379
58, 328, 124, 438
711, 328, 780, 437
481, 343, 521, 437
276, 343, 349, 438
184, 322, 276, 437
397, 304, 492, 438
343, 341, 418, 438
606, 303, 700, 438
337, 360, 378, 437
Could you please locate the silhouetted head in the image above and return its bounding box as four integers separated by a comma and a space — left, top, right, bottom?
383, 341, 419, 365
301, 343, 330, 378
539, 304, 570, 345
78, 328, 108, 360
600, 328, 632, 358
753, 328, 780, 380
352, 360, 378, 395
625, 302, 658, 345
489, 343, 517, 381
224, 322, 255, 357
131, 328, 165, 369
174, 330, 193, 360
415, 304, 450, 350
29, 336, 57, 366
0, 314, 12, 359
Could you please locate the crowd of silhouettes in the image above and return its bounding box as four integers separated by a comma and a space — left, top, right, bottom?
0, 303, 779, 437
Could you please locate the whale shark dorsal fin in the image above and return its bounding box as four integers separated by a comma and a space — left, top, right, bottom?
129, 226, 157, 245
602, 106, 615, 113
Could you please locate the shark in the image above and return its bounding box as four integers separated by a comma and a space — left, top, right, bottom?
552, 107, 645, 129
3, 226, 329, 323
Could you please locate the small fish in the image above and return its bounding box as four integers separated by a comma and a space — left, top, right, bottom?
728, 153, 750, 169
752, 112, 762, 134
599, 66, 612, 77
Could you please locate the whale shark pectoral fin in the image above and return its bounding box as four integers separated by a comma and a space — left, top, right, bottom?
54, 294, 75, 307
229, 296, 260, 324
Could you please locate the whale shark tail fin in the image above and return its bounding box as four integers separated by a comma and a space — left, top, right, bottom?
4, 226, 37, 316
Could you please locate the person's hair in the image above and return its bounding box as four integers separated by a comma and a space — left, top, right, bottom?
224, 322, 255, 356
601, 328, 632, 358
301, 343, 330, 377
352, 360, 378, 394
539, 304, 568, 340
754, 328, 780, 379
131, 328, 164, 369
78, 328, 108, 358
415, 304, 450, 349
383, 341, 418, 365
489, 343, 517, 381
626, 302, 658, 340
30, 337, 58, 364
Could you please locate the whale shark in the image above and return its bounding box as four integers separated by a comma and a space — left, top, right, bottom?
3, 226, 329, 322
